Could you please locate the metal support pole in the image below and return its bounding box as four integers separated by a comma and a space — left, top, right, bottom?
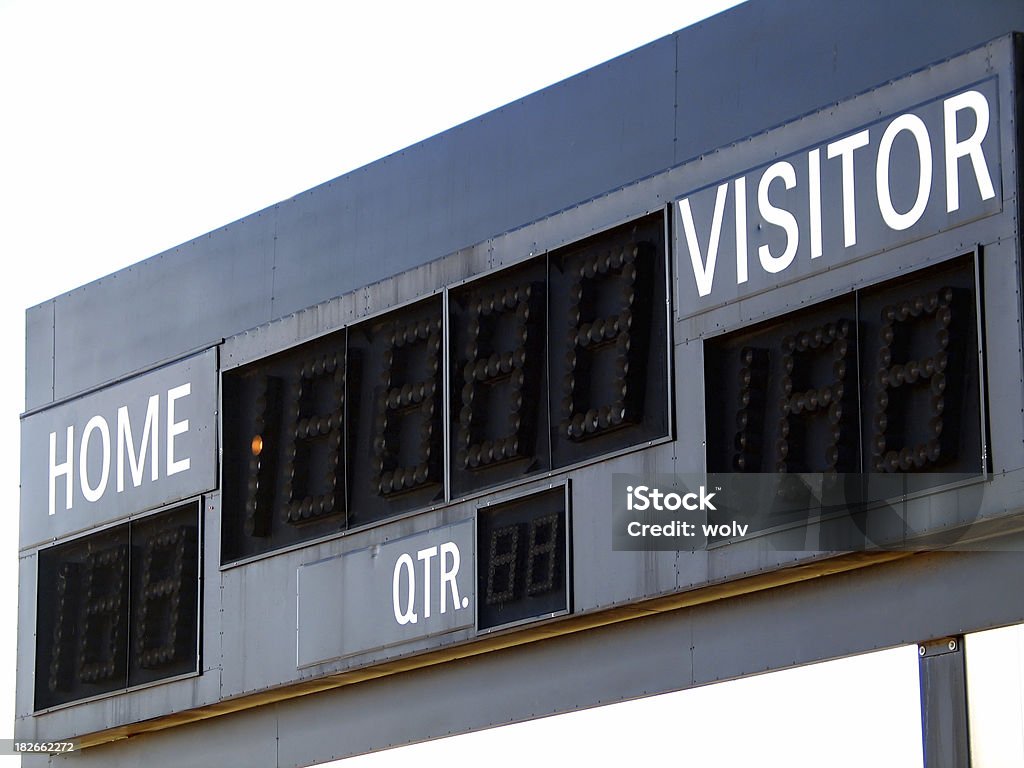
918, 636, 971, 768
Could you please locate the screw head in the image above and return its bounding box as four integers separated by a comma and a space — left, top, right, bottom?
948, 639, 957, 652
919, 645, 926, 656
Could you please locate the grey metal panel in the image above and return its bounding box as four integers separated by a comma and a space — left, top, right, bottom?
37, 548, 1024, 767
297, 519, 475, 667
689, 549, 1024, 687
25, 301, 53, 411
276, 610, 695, 768
220, 499, 481, 698
220, 240, 496, 373
673, 0, 1024, 166
15, 553, 36, 722
46, 211, 276, 404
219, 546, 303, 696
200, 494, 224, 678
48, 702, 280, 768
919, 637, 971, 768
568, 452, 680, 611
205, 29, 1022, 710
19, 348, 218, 549
267, 37, 677, 321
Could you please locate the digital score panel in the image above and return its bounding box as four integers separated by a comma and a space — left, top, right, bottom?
34, 502, 200, 710
449, 256, 549, 497
477, 487, 570, 631
548, 215, 670, 468
705, 254, 984, 480
222, 214, 669, 564
222, 329, 351, 560
347, 297, 445, 527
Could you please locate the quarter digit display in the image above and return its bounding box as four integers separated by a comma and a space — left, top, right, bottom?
477, 487, 569, 631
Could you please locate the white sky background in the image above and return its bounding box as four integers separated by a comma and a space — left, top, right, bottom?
0, 0, 996, 765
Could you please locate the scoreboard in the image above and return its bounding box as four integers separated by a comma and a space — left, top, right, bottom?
14, 6, 1024, 766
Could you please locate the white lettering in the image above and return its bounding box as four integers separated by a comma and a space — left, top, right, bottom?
877, 113, 932, 230
79, 415, 110, 503
944, 90, 995, 212
702, 522, 750, 538
808, 148, 822, 258
392, 553, 418, 625
700, 485, 717, 510
630, 485, 650, 511
416, 546, 438, 619
680, 182, 729, 298
625, 485, 718, 512
166, 383, 191, 476
827, 129, 871, 247
439, 542, 462, 614
48, 426, 74, 515
757, 161, 799, 273
735, 176, 748, 283
117, 394, 160, 492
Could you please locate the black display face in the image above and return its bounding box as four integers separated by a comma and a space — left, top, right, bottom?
35, 502, 199, 710
222, 328, 351, 560
705, 254, 984, 481
222, 213, 669, 563
346, 297, 445, 526
548, 215, 670, 467
476, 487, 570, 631
449, 257, 549, 497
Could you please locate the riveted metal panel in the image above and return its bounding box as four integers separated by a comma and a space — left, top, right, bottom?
47, 702, 280, 768
46, 213, 276, 404
33, 548, 1024, 768
25, 301, 54, 411
674, 0, 1024, 165
297, 519, 475, 667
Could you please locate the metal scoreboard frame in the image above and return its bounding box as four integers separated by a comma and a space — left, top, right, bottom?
15, 2, 1024, 766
